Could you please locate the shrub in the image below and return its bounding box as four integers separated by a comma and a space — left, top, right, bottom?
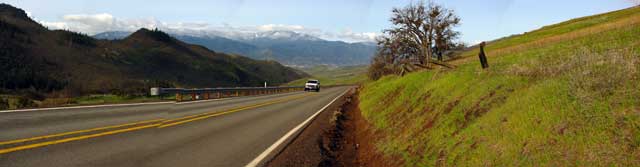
0, 97, 8, 110
367, 55, 397, 80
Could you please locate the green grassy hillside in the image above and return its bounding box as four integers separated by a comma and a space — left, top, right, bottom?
359, 6, 640, 166
284, 65, 368, 86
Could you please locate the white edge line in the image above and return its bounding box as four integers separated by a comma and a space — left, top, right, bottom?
0, 91, 305, 113
246, 87, 352, 167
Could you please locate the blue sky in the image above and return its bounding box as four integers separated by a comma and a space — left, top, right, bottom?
1, 0, 636, 43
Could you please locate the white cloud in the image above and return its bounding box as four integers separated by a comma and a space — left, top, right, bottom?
25, 11, 33, 18
334, 28, 378, 42
257, 24, 305, 31
39, 13, 161, 34
40, 21, 67, 29
63, 13, 115, 25
37, 13, 379, 42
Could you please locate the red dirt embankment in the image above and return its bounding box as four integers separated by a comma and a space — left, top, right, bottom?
267, 88, 398, 167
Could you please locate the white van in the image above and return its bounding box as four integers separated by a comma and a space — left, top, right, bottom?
304, 80, 320, 92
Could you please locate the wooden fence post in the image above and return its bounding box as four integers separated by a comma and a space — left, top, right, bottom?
479, 42, 489, 69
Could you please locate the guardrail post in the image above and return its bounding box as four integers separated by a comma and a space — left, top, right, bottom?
176, 93, 182, 102
235, 91, 239, 97
216, 92, 221, 99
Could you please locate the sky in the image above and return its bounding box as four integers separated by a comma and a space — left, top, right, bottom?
0, 0, 636, 43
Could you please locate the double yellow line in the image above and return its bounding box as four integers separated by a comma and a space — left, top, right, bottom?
0, 93, 312, 154
158, 94, 311, 128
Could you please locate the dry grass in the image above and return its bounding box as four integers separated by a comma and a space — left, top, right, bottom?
567, 49, 639, 105
507, 48, 640, 107
452, 13, 640, 65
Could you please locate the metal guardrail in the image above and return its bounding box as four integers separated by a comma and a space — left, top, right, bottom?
151, 86, 305, 102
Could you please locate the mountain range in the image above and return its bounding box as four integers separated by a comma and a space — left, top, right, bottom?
94, 30, 377, 67
0, 4, 307, 97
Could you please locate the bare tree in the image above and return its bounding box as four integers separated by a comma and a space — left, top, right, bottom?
386, 2, 431, 65
433, 6, 462, 61
368, 1, 462, 80
368, 36, 399, 80
386, 1, 461, 65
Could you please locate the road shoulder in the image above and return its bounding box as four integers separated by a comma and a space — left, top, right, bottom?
266, 87, 399, 166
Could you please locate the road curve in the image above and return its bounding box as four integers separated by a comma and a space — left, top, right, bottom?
0, 86, 352, 167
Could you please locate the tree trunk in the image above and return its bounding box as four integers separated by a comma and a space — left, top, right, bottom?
423, 42, 432, 67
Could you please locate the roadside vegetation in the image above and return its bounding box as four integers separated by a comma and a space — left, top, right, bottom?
0, 94, 173, 110
360, 4, 640, 166
285, 65, 368, 86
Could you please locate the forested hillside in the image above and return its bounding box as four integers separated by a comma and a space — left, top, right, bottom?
0, 4, 307, 109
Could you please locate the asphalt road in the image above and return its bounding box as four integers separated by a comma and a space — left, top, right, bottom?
0, 86, 351, 167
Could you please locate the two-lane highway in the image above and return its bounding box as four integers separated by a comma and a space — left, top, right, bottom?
0, 86, 352, 167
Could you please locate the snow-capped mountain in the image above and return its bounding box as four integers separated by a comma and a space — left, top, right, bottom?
95, 29, 322, 42
92, 31, 132, 40
239, 30, 322, 41
93, 30, 376, 66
